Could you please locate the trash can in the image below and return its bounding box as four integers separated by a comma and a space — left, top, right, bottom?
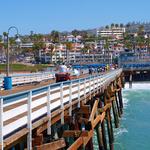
4, 76, 12, 90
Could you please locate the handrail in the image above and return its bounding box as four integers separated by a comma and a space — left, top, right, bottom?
1, 69, 122, 99
0, 72, 54, 88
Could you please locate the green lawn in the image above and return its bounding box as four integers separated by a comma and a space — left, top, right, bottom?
0, 64, 51, 72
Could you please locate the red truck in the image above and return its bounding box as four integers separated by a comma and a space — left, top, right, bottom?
55, 72, 71, 82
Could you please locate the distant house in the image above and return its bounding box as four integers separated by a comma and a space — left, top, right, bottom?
97, 27, 126, 39
20, 43, 33, 48
66, 35, 82, 43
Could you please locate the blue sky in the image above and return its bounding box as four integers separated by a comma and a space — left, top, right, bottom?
0, 0, 150, 35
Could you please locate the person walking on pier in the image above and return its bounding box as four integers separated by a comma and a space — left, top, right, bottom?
89, 67, 93, 75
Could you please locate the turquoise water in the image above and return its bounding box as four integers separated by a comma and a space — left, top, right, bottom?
114, 83, 150, 150
94, 83, 150, 150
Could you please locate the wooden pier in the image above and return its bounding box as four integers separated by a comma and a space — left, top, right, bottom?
0, 69, 124, 150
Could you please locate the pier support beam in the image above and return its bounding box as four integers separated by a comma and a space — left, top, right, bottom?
85, 138, 94, 150
118, 89, 123, 115
115, 92, 121, 118
99, 99, 108, 150
96, 123, 105, 150
104, 89, 114, 150
32, 134, 43, 147
101, 119, 107, 150
112, 98, 119, 128
129, 73, 132, 88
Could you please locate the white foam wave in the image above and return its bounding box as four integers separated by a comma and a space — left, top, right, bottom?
121, 117, 127, 121
124, 82, 150, 90
122, 97, 129, 109
114, 128, 128, 137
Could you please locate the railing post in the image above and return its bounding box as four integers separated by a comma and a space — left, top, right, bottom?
96, 76, 99, 94
89, 76, 91, 100
69, 81, 72, 116
47, 86, 51, 135
78, 79, 80, 108
93, 76, 95, 96
0, 97, 3, 150
60, 83, 64, 124
84, 78, 86, 104
27, 91, 32, 150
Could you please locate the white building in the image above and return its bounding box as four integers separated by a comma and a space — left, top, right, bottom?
75, 52, 113, 64
20, 43, 33, 48
39, 49, 81, 64
97, 27, 126, 39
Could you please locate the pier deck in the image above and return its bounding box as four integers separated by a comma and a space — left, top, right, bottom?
0, 69, 123, 150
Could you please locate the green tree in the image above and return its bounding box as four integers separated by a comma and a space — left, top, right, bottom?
104, 38, 109, 49
84, 43, 92, 54
123, 32, 133, 50
48, 44, 55, 63
105, 25, 109, 29
134, 25, 145, 49
51, 30, 59, 43
71, 29, 80, 37
138, 25, 144, 36
80, 31, 88, 39
0, 36, 3, 51
120, 23, 124, 28
65, 42, 73, 63
115, 24, 119, 28
111, 23, 115, 28
126, 23, 131, 29
145, 37, 150, 52
32, 42, 45, 62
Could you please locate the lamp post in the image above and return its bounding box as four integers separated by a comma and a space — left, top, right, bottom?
3, 26, 21, 90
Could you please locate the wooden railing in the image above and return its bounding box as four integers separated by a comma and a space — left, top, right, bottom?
0, 72, 54, 89
0, 69, 122, 149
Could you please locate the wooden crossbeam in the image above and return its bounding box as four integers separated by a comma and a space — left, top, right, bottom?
116, 88, 121, 92
36, 110, 68, 135
35, 138, 66, 150
67, 137, 83, 150
78, 105, 91, 115
4, 129, 28, 149
93, 112, 106, 128
68, 111, 106, 149
98, 103, 112, 113
89, 100, 99, 122
107, 96, 115, 103
83, 130, 93, 146
63, 130, 89, 137
78, 117, 89, 124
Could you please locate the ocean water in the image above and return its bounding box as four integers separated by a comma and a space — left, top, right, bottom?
94, 82, 150, 150
114, 83, 150, 150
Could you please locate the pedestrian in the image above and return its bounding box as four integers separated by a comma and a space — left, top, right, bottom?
89, 67, 92, 75
97, 67, 100, 73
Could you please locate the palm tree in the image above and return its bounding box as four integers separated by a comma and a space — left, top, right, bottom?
126, 23, 130, 28
51, 30, 60, 43
84, 43, 92, 53
120, 23, 124, 28
111, 23, 115, 28
0, 36, 4, 54
65, 42, 73, 63
48, 44, 55, 63
123, 32, 133, 50
105, 25, 109, 29
115, 24, 119, 28
71, 29, 80, 37
134, 25, 145, 50
145, 36, 150, 52
32, 42, 45, 63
